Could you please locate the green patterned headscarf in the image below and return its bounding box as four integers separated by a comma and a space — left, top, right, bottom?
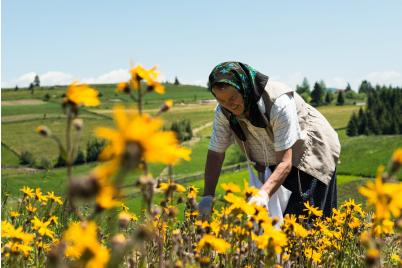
208, 62, 269, 139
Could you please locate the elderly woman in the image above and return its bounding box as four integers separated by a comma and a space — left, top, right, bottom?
198, 62, 340, 219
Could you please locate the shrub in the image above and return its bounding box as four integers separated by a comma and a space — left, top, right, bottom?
38, 157, 52, 170
86, 138, 106, 162
19, 151, 35, 167
74, 149, 86, 165
170, 120, 192, 142
42, 93, 50, 101
54, 155, 66, 168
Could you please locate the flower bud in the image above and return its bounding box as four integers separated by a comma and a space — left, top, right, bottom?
72, 118, 83, 131
69, 176, 100, 199
111, 233, 127, 249
36, 126, 52, 137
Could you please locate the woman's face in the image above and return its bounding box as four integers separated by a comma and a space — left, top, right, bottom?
212, 85, 245, 116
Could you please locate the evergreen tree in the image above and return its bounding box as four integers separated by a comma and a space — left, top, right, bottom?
346, 113, 359, 136
358, 80, 373, 94
318, 80, 326, 92
310, 82, 324, 106
367, 112, 381, 135
174, 76, 180, 85
325, 91, 333, 105
33, 75, 40, 87
296, 77, 310, 95
336, 91, 345, 106
14, 85, 19, 91
345, 83, 352, 92
357, 108, 369, 135
29, 83, 34, 95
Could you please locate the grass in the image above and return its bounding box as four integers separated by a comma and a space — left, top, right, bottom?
2, 117, 115, 163
1, 144, 20, 166
1, 101, 62, 117
317, 105, 360, 129
2, 84, 401, 214
337, 134, 402, 179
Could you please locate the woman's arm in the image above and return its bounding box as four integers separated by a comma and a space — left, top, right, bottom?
203, 149, 225, 196
261, 148, 292, 197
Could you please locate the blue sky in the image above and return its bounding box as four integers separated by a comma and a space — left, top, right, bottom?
2, 1, 402, 90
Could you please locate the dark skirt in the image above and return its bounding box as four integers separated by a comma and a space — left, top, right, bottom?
269, 166, 337, 218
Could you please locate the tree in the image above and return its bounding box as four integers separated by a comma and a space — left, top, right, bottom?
14, 85, 19, 91
310, 82, 324, 106
325, 91, 334, 105
296, 77, 310, 95
345, 83, 352, 92
318, 80, 326, 92
357, 108, 369, 135
33, 74, 40, 87
29, 83, 34, 95
336, 91, 345, 106
358, 80, 372, 94
174, 76, 180, 86
346, 113, 359, 136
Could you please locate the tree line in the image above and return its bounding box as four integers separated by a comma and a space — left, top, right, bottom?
295, 78, 369, 107
346, 85, 401, 136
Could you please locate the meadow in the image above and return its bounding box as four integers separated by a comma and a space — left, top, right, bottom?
2, 82, 401, 206
1, 74, 401, 267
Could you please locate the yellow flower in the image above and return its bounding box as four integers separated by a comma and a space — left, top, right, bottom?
65, 81, 100, 107
36, 125, 51, 137
221, 182, 241, 193
373, 218, 394, 236
187, 185, 199, 199
120, 202, 129, 212
31, 216, 55, 240
35, 188, 48, 204
63, 221, 110, 268
196, 234, 230, 254
392, 148, 402, 165
118, 211, 138, 222
2, 221, 34, 245
10, 211, 20, 218
164, 99, 173, 109
7, 241, 33, 257
147, 80, 165, 94
46, 191, 63, 205
49, 216, 59, 225
366, 247, 380, 259
358, 166, 402, 220
96, 105, 191, 166
36, 241, 51, 252
283, 214, 308, 238
348, 217, 361, 229
157, 181, 186, 193
20, 186, 35, 198
243, 180, 259, 199
303, 201, 323, 217
116, 82, 130, 93
96, 185, 120, 210
252, 223, 287, 253
26, 203, 37, 213
304, 247, 322, 264
391, 254, 402, 265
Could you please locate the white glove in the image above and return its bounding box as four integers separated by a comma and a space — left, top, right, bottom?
197, 195, 214, 220
248, 190, 269, 208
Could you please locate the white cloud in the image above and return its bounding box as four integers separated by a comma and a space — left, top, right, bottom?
361, 71, 402, 86
82, 69, 130, 84
40, 71, 76, 86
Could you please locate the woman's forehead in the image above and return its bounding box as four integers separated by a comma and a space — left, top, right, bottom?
212, 85, 239, 98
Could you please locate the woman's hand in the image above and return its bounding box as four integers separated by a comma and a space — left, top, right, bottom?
248, 189, 270, 208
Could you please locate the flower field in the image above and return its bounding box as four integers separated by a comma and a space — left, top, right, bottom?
1, 65, 402, 267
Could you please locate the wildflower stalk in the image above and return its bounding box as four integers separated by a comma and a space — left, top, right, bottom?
65, 108, 84, 221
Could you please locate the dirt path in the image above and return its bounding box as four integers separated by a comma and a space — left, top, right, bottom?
156, 121, 213, 179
